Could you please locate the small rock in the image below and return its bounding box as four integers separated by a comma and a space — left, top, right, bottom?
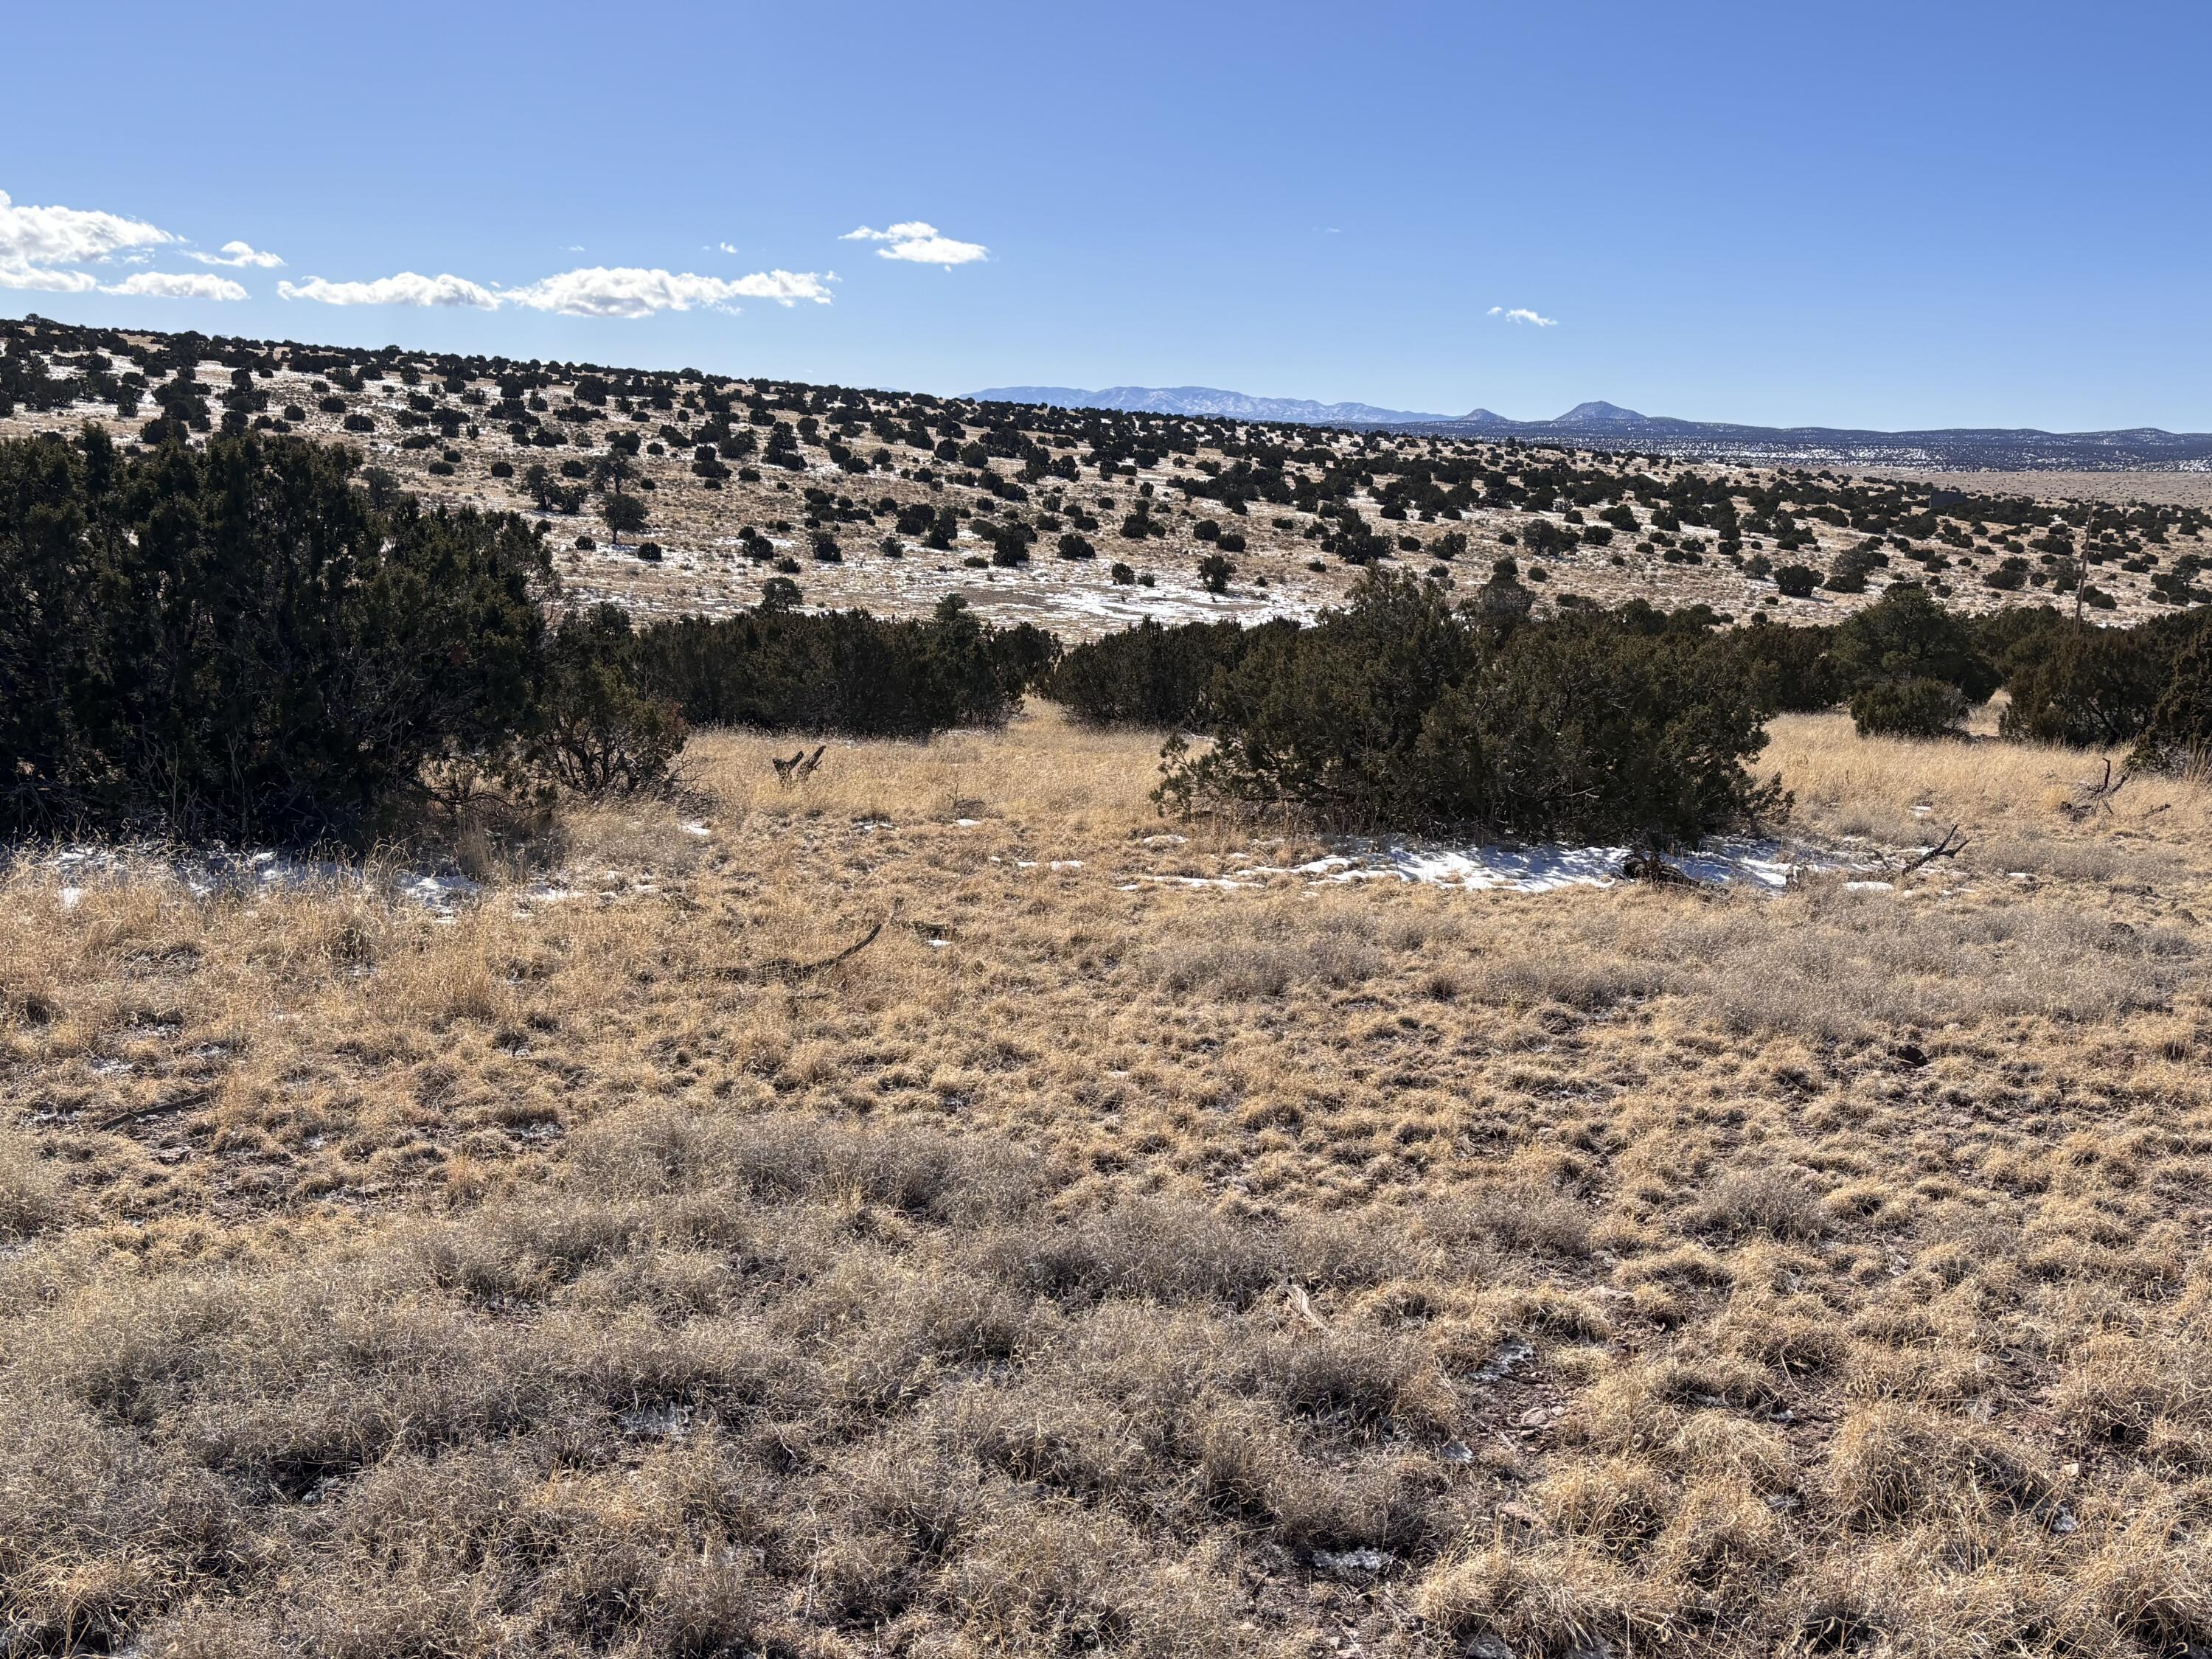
1312, 1548, 1394, 1576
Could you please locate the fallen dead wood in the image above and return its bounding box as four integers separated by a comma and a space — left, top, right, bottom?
759, 908, 896, 980
1899, 823, 1969, 876
94, 1088, 217, 1133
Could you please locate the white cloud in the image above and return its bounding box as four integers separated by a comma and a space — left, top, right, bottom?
0, 259, 98, 293
0, 186, 174, 269
189, 239, 284, 268
504, 265, 832, 318
841, 220, 935, 242
273, 262, 828, 318
840, 220, 987, 267
1489, 305, 1558, 327
877, 234, 988, 267
717, 240, 740, 254
278, 271, 501, 308
99, 270, 248, 300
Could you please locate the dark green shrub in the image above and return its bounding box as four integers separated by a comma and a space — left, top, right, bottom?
633, 595, 1052, 738
602, 491, 647, 544
1722, 616, 1839, 712
534, 606, 687, 795
1823, 546, 1884, 593
1464, 611, 1783, 844
2130, 619, 2212, 773
1829, 582, 2000, 703
1520, 518, 1572, 557
1773, 564, 1820, 598
1045, 618, 1290, 729
1158, 570, 1780, 845
2003, 613, 2206, 748
1850, 678, 1966, 739
0, 428, 553, 842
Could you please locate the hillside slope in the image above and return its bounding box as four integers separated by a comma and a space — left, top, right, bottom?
6, 313, 2209, 638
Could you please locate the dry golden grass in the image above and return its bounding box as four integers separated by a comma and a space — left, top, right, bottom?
3, 708, 2211, 1656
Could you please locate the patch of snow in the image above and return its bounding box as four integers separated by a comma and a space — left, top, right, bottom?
1472, 1340, 1534, 1384
12, 843, 611, 921
1845, 880, 1896, 893
1134, 872, 1264, 890
404, 873, 481, 905
1144, 835, 1864, 896
618, 1403, 694, 1440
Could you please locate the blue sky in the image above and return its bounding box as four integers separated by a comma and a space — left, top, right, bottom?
7, 1, 2207, 431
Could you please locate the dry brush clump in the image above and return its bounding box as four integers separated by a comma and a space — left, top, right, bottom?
3, 711, 2212, 1656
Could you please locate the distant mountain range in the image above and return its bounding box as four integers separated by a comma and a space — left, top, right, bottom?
967, 385, 2212, 471
969, 385, 1461, 425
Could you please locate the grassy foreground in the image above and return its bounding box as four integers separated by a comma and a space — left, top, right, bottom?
3, 711, 2210, 1657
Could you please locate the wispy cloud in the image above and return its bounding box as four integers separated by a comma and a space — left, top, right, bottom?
504, 265, 832, 318
0, 260, 99, 293
100, 271, 248, 300
840, 220, 987, 267
0, 184, 191, 292
189, 239, 284, 268
716, 241, 740, 254
1489, 305, 1558, 327
275, 264, 830, 318
278, 271, 501, 308
0, 186, 174, 269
